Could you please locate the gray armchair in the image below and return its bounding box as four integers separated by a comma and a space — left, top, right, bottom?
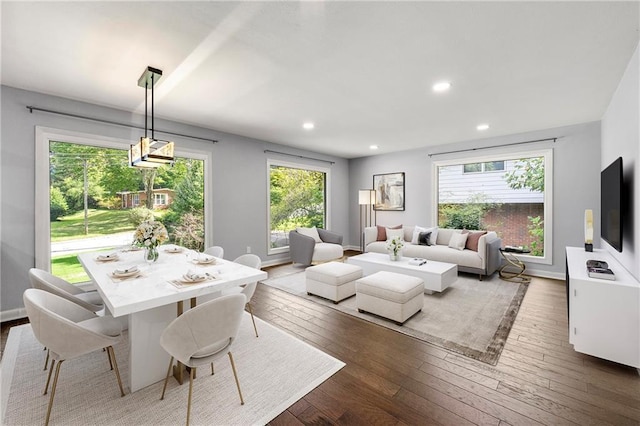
289, 228, 344, 266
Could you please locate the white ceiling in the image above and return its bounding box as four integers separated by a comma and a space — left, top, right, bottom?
2, 2, 639, 159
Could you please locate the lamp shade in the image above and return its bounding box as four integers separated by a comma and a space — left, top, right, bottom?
359, 190, 372, 205
129, 137, 174, 168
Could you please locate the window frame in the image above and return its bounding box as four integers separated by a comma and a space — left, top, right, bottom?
154, 193, 167, 206
35, 126, 213, 277
432, 148, 553, 265
266, 158, 331, 256
463, 160, 505, 174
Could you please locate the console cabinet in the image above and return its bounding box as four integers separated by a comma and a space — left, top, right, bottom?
566, 247, 639, 368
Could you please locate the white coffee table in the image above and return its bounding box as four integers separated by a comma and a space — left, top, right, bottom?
347, 252, 457, 293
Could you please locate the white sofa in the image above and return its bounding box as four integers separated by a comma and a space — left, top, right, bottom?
363, 226, 502, 280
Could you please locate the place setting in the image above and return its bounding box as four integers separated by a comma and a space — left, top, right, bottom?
95, 252, 120, 262
108, 265, 143, 282
164, 245, 184, 254
189, 253, 217, 266
169, 269, 219, 289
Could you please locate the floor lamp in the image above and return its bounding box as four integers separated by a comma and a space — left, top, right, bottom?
359, 189, 376, 251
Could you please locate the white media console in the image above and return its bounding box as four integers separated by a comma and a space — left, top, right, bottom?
565, 247, 640, 368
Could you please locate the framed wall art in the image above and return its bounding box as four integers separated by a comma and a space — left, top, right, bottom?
373, 172, 405, 211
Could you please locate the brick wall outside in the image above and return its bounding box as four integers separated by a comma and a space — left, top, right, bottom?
483, 203, 544, 248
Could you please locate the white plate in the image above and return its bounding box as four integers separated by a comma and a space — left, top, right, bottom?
195, 256, 216, 265
165, 247, 184, 253
112, 268, 139, 278
97, 254, 119, 262
179, 274, 207, 283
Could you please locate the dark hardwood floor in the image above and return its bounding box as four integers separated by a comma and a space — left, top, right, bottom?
3, 266, 639, 425
252, 273, 640, 425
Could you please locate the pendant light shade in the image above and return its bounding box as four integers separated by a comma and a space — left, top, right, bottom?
129, 66, 175, 168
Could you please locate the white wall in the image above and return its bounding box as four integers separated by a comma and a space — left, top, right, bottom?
601, 42, 640, 280
349, 121, 602, 279
0, 85, 350, 314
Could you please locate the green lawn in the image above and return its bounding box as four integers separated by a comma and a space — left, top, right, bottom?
51, 209, 134, 241
51, 253, 92, 284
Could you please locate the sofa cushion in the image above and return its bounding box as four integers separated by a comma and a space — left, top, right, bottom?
377, 224, 401, 241
418, 231, 432, 246
436, 228, 455, 245
422, 226, 439, 245
448, 232, 468, 250
312, 242, 343, 263
297, 226, 321, 243
411, 226, 429, 244
386, 228, 404, 241
465, 231, 487, 251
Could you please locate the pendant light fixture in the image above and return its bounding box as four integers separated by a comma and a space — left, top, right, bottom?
129, 66, 175, 168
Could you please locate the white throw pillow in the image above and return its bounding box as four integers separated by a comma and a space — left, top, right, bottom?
386, 228, 404, 241
448, 232, 468, 251
411, 226, 429, 244
297, 226, 322, 243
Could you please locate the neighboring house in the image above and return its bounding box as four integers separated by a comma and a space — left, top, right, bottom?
439, 160, 544, 247
438, 160, 543, 204
117, 188, 175, 209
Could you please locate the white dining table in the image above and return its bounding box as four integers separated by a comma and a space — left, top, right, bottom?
78, 247, 267, 392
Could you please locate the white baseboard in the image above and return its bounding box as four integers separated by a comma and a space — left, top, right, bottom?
1, 308, 27, 323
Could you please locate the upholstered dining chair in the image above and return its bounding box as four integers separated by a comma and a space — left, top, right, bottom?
223, 254, 262, 337
23, 289, 125, 426
203, 245, 224, 258
29, 268, 104, 313
160, 293, 247, 426
29, 267, 106, 370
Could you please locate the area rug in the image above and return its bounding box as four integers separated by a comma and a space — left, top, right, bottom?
1, 313, 344, 425
262, 268, 528, 365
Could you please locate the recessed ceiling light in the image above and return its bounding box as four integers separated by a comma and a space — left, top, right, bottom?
477, 124, 490, 131
432, 81, 452, 92
302, 122, 315, 130
369, 145, 379, 150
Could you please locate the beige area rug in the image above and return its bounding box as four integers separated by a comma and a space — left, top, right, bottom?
262, 265, 528, 365
1, 313, 344, 425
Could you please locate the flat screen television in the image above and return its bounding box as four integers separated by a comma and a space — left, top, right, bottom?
601, 157, 623, 252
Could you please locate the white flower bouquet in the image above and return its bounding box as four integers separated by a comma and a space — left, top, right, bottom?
386, 236, 404, 256
133, 220, 168, 249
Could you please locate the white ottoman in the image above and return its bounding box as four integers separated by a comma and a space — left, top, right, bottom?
306, 262, 363, 303
356, 271, 424, 325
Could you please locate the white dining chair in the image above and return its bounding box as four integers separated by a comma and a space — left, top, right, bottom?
203, 246, 224, 258
23, 289, 125, 426
159, 294, 247, 425
223, 254, 261, 337
29, 267, 106, 370
29, 268, 104, 312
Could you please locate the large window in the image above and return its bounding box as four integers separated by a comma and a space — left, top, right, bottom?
36, 128, 212, 283
434, 149, 553, 264
267, 159, 330, 254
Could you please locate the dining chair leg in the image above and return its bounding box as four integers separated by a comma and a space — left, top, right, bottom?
246, 303, 259, 338
161, 356, 174, 400
228, 352, 244, 405
186, 366, 195, 426
107, 346, 125, 397
210, 363, 214, 375
44, 359, 55, 395
43, 348, 49, 371
106, 346, 114, 370
44, 360, 63, 426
